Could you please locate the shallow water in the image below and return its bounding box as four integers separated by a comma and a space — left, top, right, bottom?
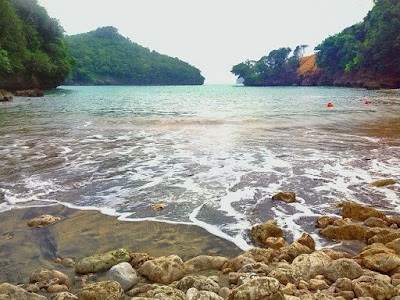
0, 85, 399, 249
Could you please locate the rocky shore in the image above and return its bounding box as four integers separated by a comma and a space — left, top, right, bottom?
1, 189, 400, 300
0, 88, 44, 102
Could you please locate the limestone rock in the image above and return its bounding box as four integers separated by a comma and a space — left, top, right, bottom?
75, 248, 130, 274
317, 216, 336, 229
50, 292, 78, 300
340, 201, 386, 221
188, 289, 224, 300
240, 247, 277, 263
321, 248, 352, 260
78, 281, 124, 300
143, 285, 186, 299
0, 90, 13, 102
368, 231, 400, 244
292, 251, 332, 281
0, 283, 47, 300
176, 275, 220, 293
47, 284, 68, 293
218, 287, 231, 299
357, 243, 395, 259
335, 278, 352, 292
364, 217, 387, 228
265, 237, 287, 249
272, 191, 296, 203
279, 242, 313, 262
228, 255, 257, 272
27, 215, 60, 227
363, 253, 400, 273
251, 220, 283, 246
227, 277, 284, 300
130, 253, 154, 269
323, 258, 363, 282
184, 255, 229, 274
352, 276, 397, 300
309, 279, 329, 290
320, 223, 367, 241
268, 264, 297, 285
29, 269, 70, 290
237, 262, 269, 275
138, 255, 185, 284
297, 233, 316, 251
386, 238, 400, 255
366, 179, 396, 188
15, 88, 44, 97
107, 262, 139, 291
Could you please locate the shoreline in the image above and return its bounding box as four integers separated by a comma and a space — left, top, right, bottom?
0, 205, 242, 284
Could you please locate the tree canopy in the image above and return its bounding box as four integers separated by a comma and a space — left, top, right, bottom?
65, 27, 205, 86
0, 0, 71, 90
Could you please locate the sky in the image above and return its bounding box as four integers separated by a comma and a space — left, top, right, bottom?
37, 0, 374, 84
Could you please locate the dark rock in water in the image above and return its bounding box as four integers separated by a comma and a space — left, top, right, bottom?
272, 191, 296, 203
0, 89, 13, 101
317, 216, 337, 229
15, 88, 44, 97
27, 215, 61, 227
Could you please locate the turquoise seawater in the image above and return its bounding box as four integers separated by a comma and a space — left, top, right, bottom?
0, 85, 399, 249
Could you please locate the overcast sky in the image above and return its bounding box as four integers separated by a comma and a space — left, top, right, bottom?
37, 0, 374, 84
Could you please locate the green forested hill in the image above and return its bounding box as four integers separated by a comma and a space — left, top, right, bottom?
0, 0, 71, 90
233, 0, 400, 89
65, 27, 205, 86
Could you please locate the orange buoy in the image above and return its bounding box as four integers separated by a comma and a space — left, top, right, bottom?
365, 101, 371, 105
327, 103, 333, 108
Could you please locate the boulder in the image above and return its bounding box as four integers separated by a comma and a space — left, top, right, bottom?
320, 223, 367, 241
309, 279, 329, 290
364, 217, 387, 228
317, 216, 337, 229
78, 281, 124, 300
130, 252, 154, 269
107, 262, 139, 291
368, 231, 400, 244
183, 255, 229, 274
323, 258, 363, 282
176, 275, 220, 293
278, 242, 313, 262
15, 88, 44, 97
292, 251, 332, 281
363, 253, 400, 273
138, 255, 185, 284
357, 243, 395, 258
386, 238, 400, 255
366, 179, 396, 188
352, 276, 397, 300
75, 248, 130, 274
268, 264, 297, 285
227, 277, 284, 300
0, 89, 13, 101
251, 220, 283, 246
27, 215, 61, 227
50, 292, 78, 300
29, 269, 70, 290
142, 285, 186, 299
340, 201, 387, 221
228, 255, 257, 272
237, 262, 269, 275
265, 237, 287, 249
297, 233, 316, 251
335, 278, 352, 292
0, 283, 47, 300
240, 247, 277, 263
272, 191, 296, 203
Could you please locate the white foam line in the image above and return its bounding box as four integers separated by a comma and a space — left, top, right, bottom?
189, 204, 251, 250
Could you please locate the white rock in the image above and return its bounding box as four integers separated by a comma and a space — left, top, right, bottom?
107, 262, 139, 291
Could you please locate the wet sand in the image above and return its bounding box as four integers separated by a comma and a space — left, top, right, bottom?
0, 205, 242, 284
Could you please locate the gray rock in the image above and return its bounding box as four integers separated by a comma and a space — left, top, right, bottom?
107, 262, 139, 291
75, 248, 130, 274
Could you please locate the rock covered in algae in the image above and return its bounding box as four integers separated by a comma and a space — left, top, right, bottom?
75, 248, 130, 274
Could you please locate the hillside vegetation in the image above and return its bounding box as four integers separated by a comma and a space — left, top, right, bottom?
65, 27, 205, 86
232, 0, 400, 89
0, 0, 71, 90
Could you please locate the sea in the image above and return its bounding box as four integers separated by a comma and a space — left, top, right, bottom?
0, 85, 399, 250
